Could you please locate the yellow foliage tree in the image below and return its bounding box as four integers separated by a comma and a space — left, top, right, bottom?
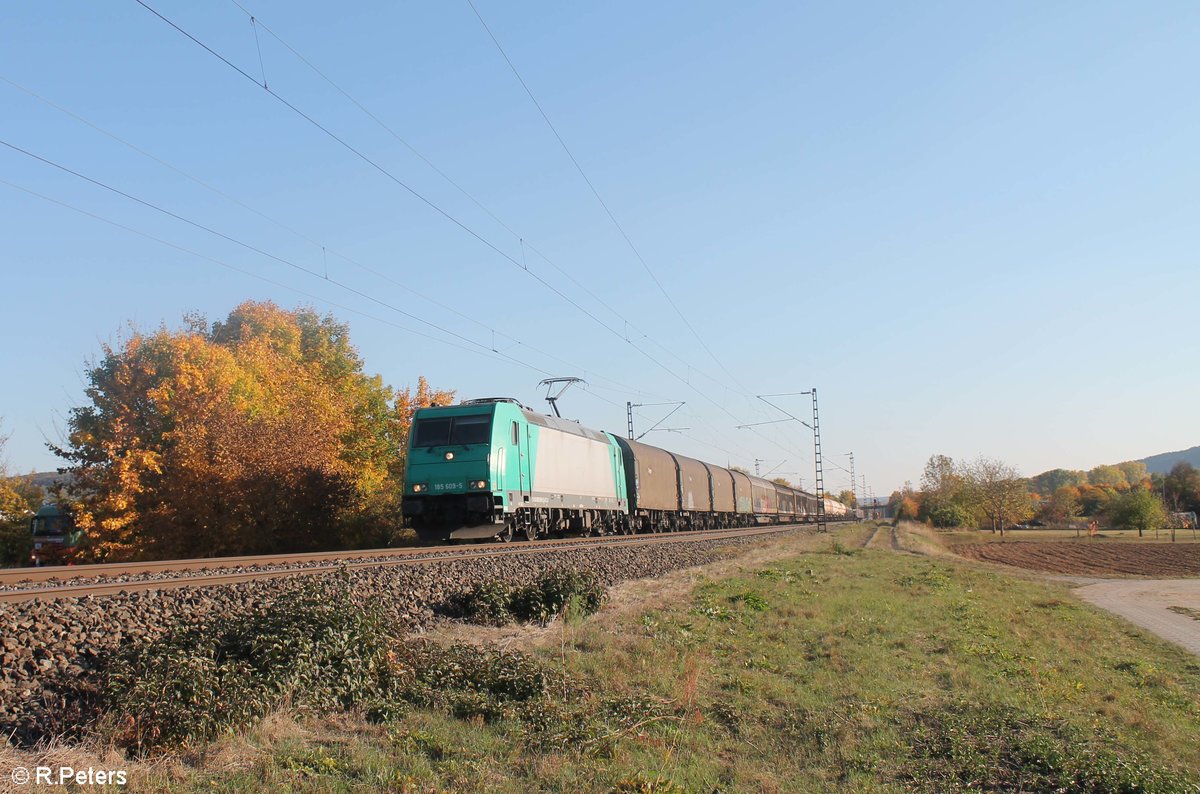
55, 302, 451, 561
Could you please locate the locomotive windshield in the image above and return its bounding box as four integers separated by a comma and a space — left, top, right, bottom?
412, 414, 491, 447
32, 515, 69, 536
450, 415, 491, 445
413, 418, 451, 447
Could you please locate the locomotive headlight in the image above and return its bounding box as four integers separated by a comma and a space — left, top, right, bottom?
412, 483, 428, 493
469, 480, 488, 489
444, 451, 455, 460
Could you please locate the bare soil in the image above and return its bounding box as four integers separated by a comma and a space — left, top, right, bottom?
955, 541, 1200, 577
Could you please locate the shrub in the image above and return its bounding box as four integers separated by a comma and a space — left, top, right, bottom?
99, 572, 398, 751
447, 569, 606, 626
510, 569, 605, 623
927, 503, 974, 529
392, 641, 555, 706
444, 580, 514, 626
0, 520, 31, 566
828, 539, 859, 556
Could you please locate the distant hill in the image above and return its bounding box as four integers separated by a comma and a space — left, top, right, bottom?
1141, 446, 1200, 474
16, 471, 74, 491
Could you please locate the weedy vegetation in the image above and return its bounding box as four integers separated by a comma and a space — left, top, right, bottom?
91, 573, 400, 751
446, 568, 606, 626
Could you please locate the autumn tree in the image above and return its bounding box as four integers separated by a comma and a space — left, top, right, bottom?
55, 302, 451, 561
892, 493, 920, 521
0, 423, 26, 516
1107, 487, 1167, 537
969, 457, 1034, 536
1116, 461, 1148, 490
1088, 464, 1128, 489
0, 422, 44, 565
918, 454, 977, 527
1044, 485, 1082, 534
351, 375, 458, 546
1028, 468, 1086, 497
1076, 483, 1116, 517
833, 489, 856, 508
1164, 462, 1200, 513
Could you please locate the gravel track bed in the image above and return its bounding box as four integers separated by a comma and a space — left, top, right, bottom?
0, 530, 775, 593
0, 541, 606, 593
0, 527, 805, 745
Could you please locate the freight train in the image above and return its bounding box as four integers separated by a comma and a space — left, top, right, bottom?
402, 398, 855, 543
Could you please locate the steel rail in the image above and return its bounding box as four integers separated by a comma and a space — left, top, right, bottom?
0, 524, 810, 603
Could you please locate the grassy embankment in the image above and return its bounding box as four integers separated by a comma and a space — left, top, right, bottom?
17, 523, 1200, 792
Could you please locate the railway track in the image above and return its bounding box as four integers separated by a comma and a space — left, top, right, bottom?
0, 524, 813, 603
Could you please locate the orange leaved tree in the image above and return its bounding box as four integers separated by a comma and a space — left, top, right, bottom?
54, 302, 451, 561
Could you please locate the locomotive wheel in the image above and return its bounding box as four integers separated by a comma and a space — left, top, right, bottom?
496, 522, 514, 543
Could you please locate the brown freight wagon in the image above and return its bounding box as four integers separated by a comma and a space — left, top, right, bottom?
776, 485, 796, 520
731, 469, 754, 519
672, 453, 713, 513
614, 438, 680, 531
748, 475, 779, 518
703, 462, 736, 515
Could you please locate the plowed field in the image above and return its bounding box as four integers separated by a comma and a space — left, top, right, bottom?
955, 541, 1200, 577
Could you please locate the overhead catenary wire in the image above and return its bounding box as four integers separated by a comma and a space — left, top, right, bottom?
457, 5, 808, 444
463, 0, 744, 388
0, 177, 532, 369
1, 174, 647, 421
0, 138, 511, 359
133, 0, 643, 351
222, 0, 740, 399
0, 74, 664, 402
132, 0, 822, 468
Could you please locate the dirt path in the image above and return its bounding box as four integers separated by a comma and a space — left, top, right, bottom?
1073, 579, 1200, 657
863, 524, 885, 549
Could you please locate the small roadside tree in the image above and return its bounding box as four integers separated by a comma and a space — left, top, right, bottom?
970, 457, 1033, 536
895, 496, 920, 521
1107, 488, 1168, 538
1044, 485, 1082, 535
918, 454, 978, 527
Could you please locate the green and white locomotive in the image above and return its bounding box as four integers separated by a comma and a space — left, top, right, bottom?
402, 397, 833, 543
402, 398, 628, 542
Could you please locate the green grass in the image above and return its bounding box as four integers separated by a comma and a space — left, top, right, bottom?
129, 527, 1200, 792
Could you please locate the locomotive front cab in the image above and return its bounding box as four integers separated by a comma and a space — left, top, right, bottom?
402, 399, 531, 542
30, 504, 80, 566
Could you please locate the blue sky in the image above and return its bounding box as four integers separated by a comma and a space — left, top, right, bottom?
2, 1, 1197, 496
